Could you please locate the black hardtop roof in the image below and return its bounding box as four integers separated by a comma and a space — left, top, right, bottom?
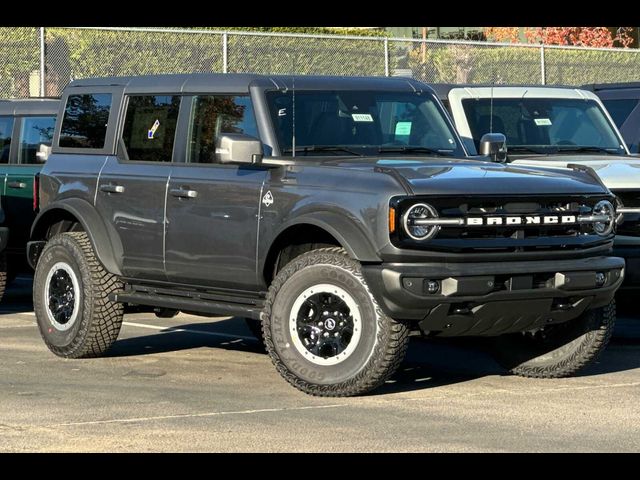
66, 73, 431, 95
0, 97, 59, 116
428, 83, 581, 100
582, 82, 640, 91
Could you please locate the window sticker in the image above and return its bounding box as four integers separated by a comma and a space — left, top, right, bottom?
352, 113, 374, 122
148, 119, 160, 139
534, 118, 552, 126
395, 121, 412, 136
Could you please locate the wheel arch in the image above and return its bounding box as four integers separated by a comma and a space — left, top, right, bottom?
30, 199, 123, 276
261, 213, 381, 284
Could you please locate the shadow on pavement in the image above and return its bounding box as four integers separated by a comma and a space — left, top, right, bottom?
0, 275, 34, 314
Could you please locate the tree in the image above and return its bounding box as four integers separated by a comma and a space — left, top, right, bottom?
484, 27, 635, 48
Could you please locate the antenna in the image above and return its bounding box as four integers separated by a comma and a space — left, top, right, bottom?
489, 83, 494, 133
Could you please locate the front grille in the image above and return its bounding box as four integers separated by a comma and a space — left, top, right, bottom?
611, 189, 640, 237
392, 195, 615, 253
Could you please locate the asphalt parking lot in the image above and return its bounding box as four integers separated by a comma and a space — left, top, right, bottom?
1, 276, 639, 452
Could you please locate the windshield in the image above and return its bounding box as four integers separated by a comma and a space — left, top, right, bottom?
266, 90, 464, 157
461, 98, 626, 155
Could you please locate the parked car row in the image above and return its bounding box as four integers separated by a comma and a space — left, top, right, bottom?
0, 74, 638, 396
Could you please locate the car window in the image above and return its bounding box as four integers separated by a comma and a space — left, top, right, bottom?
121, 95, 180, 162
0, 116, 14, 164
18, 116, 56, 164
59, 93, 112, 149
461, 97, 625, 154
602, 98, 639, 128
188, 96, 258, 164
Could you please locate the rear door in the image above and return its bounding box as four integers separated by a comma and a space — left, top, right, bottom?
0, 116, 12, 226
95, 94, 180, 281
164, 94, 268, 290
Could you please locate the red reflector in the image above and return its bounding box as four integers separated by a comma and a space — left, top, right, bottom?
33, 175, 39, 211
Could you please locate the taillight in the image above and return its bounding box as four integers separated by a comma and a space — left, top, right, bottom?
33, 174, 39, 211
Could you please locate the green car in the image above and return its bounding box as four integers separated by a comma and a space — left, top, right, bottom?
0, 98, 58, 293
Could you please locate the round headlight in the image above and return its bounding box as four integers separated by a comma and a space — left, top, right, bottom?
593, 200, 615, 236
403, 203, 440, 241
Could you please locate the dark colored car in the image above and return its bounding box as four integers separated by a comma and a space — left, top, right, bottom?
0, 99, 58, 285
28, 74, 623, 396
582, 82, 640, 154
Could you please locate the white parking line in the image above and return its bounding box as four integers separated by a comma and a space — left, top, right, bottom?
49, 404, 345, 427
122, 321, 256, 342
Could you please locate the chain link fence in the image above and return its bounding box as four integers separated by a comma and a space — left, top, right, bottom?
3, 27, 640, 98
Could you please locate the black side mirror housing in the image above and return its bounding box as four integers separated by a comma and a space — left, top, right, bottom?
479, 133, 507, 163
216, 134, 264, 164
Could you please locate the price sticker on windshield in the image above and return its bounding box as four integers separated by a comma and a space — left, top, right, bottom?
352, 113, 374, 122
395, 122, 412, 136
534, 118, 552, 126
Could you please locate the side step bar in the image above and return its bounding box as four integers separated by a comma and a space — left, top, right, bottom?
110, 291, 264, 320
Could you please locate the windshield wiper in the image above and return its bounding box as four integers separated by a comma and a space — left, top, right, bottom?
553, 146, 622, 155
508, 146, 553, 155
282, 145, 364, 156
378, 146, 451, 156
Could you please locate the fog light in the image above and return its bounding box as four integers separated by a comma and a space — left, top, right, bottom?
426, 280, 440, 294
595, 272, 606, 287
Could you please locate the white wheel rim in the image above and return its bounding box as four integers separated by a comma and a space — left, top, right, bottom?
44, 262, 81, 332
289, 283, 362, 366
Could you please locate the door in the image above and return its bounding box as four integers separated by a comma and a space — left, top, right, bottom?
4, 115, 56, 254
164, 95, 267, 290
0, 116, 12, 228
95, 94, 180, 281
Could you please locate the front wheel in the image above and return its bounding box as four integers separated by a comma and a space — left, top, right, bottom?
262, 247, 409, 397
491, 301, 616, 378
33, 232, 125, 358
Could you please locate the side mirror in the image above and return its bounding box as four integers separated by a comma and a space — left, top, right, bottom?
35, 144, 51, 163
216, 134, 263, 164
479, 133, 507, 163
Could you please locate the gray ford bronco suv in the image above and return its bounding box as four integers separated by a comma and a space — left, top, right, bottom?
28, 74, 624, 396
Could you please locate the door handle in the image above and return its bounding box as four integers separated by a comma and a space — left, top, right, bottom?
100, 184, 125, 194
7, 181, 27, 189
170, 188, 198, 199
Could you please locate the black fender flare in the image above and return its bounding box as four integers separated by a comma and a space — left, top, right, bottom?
30, 198, 123, 276
271, 211, 382, 262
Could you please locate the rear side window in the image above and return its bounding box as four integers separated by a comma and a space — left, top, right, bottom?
59, 93, 112, 148
18, 116, 56, 164
188, 96, 258, 163
0, 116, 14, 164
602, 98, 639, 128
121, 95, 180, 162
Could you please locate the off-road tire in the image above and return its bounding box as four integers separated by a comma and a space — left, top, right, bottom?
492, 300, 616, 378
34, 232, 124, 358
0, 251, 7, 303
262, 247, 409, 397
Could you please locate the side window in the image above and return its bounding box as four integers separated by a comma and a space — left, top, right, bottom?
59, 93, 111, 148
188, 96, 258, 163
121, 95, 180, 162
0, 116, 14, 164
18, 116, 56, 164
602, 98, 639, 128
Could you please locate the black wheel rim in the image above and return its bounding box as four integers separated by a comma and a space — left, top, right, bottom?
48, 268, 76, 325
295, 292, 354, 360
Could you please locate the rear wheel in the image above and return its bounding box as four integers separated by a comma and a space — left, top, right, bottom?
34, 232, 124, 358
492, 301, 616, 378
262, 247, 409, 397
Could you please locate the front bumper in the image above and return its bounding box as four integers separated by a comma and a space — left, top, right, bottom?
0, 227, 8, 254
362, 256, 625, 337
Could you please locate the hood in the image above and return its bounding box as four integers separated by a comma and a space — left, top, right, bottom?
325, 157, 608, 196
508, 154, 640, 190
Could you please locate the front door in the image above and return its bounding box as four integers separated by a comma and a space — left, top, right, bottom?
164, 94, 267, 290
95, 95, 180, 281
